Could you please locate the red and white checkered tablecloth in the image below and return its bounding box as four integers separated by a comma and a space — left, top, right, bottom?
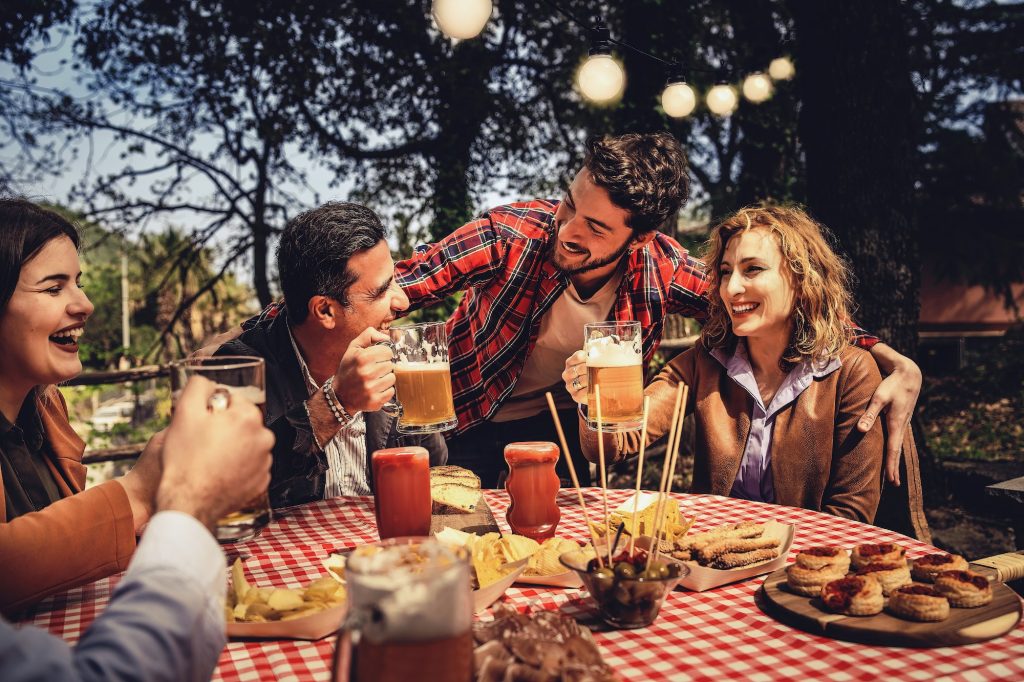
18, 489, 1024, 681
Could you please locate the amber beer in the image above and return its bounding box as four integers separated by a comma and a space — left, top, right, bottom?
390, 321, 458, 434
393, 362, 456, 426
587, 363, 644, 425
169, 356, 271, 543
584, 320, 644, 432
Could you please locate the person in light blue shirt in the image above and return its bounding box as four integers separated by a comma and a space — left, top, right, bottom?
0, 376, 274, 682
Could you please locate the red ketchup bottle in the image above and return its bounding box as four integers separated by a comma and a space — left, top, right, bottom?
504, 441, 561, 541
372, 446, 432, 539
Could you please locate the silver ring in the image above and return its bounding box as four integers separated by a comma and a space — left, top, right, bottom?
207, 387, 231, 412
572, 377, 582, 391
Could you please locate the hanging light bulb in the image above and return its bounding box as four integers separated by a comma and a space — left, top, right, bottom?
742, 72, 774, 103
432, 0, 493, 40
706, 83, 738, 116
768, 56, 795, 81
577, 22, 624, 104
661, 80, 696, 118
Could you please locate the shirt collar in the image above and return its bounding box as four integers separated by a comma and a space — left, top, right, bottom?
0, 396, 46, 450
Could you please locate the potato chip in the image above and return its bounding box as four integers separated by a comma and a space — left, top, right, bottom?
225, 559, 347, 624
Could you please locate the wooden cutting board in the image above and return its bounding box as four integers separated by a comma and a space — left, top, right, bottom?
758, 563, 1022, 647
429, 495, 501, 536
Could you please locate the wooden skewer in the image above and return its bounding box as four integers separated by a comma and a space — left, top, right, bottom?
650, 384, 689, 567
545, 392, 604, 568
628, 395, 651, 556
594, 384, 613, 567
647, 383, 685, 572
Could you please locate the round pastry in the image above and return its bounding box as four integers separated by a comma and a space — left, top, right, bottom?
851, 542, 905, 569
934, 570, 993, 608
888, 585, 951, 622
786, 563, 847, 597
856, 561, 912, 596
911, 553, 970, 582
820, 575, 884, 616
794, 546, 851, 574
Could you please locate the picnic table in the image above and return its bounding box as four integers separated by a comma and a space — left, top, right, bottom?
18, 488, 1024, 681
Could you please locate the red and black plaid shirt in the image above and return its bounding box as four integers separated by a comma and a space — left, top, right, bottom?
251, 200, 877, 435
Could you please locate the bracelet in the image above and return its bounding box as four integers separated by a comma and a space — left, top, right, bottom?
322, 377, 355, 425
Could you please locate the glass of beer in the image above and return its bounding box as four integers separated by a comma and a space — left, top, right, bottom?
168, 355, 271, 543
335, 538, 473, 682
584, 321, 644, 432
389, 321, 457, 434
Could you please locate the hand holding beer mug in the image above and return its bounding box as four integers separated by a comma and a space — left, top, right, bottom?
169, 356, 272, 543
582, 321, 644, 432
389, 321, 457, 434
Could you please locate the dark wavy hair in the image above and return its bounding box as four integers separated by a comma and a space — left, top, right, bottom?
0, 198, 81, 314
583, 132, 690, 234
277, 201, 387, 324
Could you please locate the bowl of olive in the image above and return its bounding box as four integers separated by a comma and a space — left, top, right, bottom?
560, 548, 688, 629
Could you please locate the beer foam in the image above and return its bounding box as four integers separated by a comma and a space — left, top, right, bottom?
347, 542, 471, 643
221, 384, 266, 405
585, 335, 641, 367
394, 361, 450, 371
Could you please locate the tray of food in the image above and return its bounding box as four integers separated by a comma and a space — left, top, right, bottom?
225, 559, 347, 640
760, 543, 1023, 647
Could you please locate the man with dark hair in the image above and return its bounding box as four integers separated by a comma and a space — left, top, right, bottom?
216, 202, 445, 507
396, 132, 922, 488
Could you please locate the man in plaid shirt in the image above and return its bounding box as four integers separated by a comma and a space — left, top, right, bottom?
396, 132, 922, 487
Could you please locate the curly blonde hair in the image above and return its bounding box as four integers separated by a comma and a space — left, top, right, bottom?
700, 205, 854, 367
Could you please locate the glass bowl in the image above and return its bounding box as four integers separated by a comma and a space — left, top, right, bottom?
560, 549, 688, 629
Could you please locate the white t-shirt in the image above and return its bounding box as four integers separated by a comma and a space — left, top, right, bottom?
492, 265, 624, 422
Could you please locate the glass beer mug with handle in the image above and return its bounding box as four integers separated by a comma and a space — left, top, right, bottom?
389, 321, 457, 434
333, 538, 473, 682
168, 355, 272, 543
583, 321, 644, 433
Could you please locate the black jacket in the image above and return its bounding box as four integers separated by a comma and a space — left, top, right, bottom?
215, 307, 447, 508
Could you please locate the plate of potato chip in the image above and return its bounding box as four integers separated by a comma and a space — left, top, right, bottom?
225, 558, 348, 640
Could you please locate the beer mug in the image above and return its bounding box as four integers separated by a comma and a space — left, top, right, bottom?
334, 538, 473, 682
389, 321, 457, 434
169, 356, 271, 543
583, 321, 644, 433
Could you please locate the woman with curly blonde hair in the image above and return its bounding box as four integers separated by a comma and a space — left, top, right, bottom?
565, 206, 884, 522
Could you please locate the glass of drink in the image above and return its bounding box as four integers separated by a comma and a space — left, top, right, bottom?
168, 356, 271, 543
504, 442, 561, 541
389, 321, 457, 434
372, 447, 432, 540
335, 538, 473, 682
584, 321, 644, 432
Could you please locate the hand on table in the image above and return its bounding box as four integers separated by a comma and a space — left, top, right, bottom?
562, 350, 588, 404
332, 327, 396, 414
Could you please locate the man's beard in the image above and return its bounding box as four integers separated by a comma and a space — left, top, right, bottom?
549, 231, 634, 276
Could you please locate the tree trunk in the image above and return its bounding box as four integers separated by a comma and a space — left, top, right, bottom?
791, 0, 920, 357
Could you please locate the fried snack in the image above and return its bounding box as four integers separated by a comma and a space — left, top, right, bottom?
711, 547, 780, 569
590, 495, 695, 546
225, 559, 347, 623
850, 542, 905, 569
525, 537, 581, 576
786, 564, 847, 597
888, 585, 951, 622
855, 561, 912, 596
471, 533, 537, 587
674, 521, 766, 554
820, 575, 884, 616
794, 546, 850, 574
934, 570, 993, 608
911, 553, 969, 582
695, 536, 780, 564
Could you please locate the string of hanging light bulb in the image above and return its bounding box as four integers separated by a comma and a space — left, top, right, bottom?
430, 0, 795, 117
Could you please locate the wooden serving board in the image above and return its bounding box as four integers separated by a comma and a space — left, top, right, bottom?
758, 563, 1022, 647
430, 496, 501, 536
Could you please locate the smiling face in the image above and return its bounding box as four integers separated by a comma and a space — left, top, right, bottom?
551, 169, 645, 276
329, 240, 409, 346
0, 236, 94, 394
719, 228, 796, 344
